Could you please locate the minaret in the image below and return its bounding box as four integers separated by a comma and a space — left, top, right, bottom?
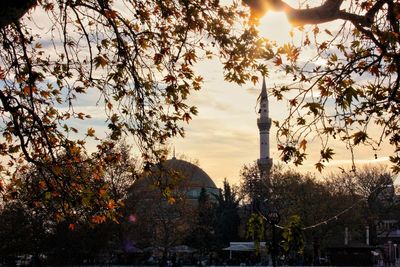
257, 76, 273, 176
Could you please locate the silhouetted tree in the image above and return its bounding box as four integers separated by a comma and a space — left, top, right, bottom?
215, 179, 241, 246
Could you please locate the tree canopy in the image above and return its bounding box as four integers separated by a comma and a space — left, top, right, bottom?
0, 0, 270, 217
2, 0, 400, 219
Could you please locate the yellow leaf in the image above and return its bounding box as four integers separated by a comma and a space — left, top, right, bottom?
167, 196, 176, 204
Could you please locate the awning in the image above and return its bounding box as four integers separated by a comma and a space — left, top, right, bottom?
171, 245, 197, 253
223, 242, 266, 252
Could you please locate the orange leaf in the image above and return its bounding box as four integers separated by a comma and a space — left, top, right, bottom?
107, 200, 116, 210
274, 56, 282, 66
91, 215, 106, 224
99, 188, 107, 196
23, 85, 37, 95
299, 139, 307, 151
0, 67, 5, 80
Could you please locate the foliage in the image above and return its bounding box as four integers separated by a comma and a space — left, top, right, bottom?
0, 202, 51, 258
238, 162, 398, 263
327, 165, 400, 245
102, 139, 141, 203
281, 215, 304, 256
2, 141, 125, 223
244, 0, 400, 172
0, 0, 271, 214
239, 162, 270, 211
215, 179, 241, 246
187, 188, 217, 254
246, 212, 265, 253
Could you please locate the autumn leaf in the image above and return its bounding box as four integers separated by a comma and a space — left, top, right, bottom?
274, 56, 282, 66
184, 50, 197, 64
163, 75, 176, 83
91, 215, 106, 224
23, 85, 37, 95
94, 55, 108, 68
289, 98, 298, 106
3, 132, 12, 143
167, 196, 176, 204
251, 75, 258, 85
320, 147, 334, 162
302, 102, 323, 116
77, 112, 85, 120
297, 117, 306, 125
104, 9, 118, 19
299, 139, 307, 151
87, 128, 95, 137
324, 29, 333, 36
107, 102, 113, 110
69, 145, 81, 155
315, 162, 325, 172
107, 199, 116, 210
182, 113, 191, 123
40, 90, 50, 98
352, 131, 368, 145
98, 189, 106, 198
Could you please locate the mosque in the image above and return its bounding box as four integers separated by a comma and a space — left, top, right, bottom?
132, 155, 219, 201
132, 77, 272, 202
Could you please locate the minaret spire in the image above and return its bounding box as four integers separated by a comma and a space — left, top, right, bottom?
261, 76, 267, 96
257, 76, 273, 176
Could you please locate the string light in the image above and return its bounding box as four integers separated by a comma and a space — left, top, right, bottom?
260, 174, 398, 231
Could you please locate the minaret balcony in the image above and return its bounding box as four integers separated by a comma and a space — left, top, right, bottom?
257, 117, 271, 130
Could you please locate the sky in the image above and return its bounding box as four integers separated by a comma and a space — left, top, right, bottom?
170, 11, 394, 187
22, 2, 396, 188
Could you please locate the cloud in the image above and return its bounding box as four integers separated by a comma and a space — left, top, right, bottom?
245, 86, 260, 96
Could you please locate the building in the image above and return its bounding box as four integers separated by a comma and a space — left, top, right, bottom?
132, 155, 219, 202
257, 76, 273, 176
126, 155, 219, 259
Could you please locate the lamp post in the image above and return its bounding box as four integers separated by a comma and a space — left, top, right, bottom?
267, 209, 280, 267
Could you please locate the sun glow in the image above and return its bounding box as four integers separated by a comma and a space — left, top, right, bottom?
257, 11, 293, 44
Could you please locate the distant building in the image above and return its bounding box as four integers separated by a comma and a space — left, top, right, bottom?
257, 76, 273, 176
126, 155, 219, 256
132, 156, 219, 202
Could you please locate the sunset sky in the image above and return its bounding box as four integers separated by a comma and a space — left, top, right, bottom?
171, 11, 393, 187
25, 2, 395, 188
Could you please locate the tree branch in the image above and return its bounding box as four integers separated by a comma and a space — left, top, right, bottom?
0, 0, 37, 29
244, 0, 375, 26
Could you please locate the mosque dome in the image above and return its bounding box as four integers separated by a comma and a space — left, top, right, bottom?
133, 157, 219, 200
